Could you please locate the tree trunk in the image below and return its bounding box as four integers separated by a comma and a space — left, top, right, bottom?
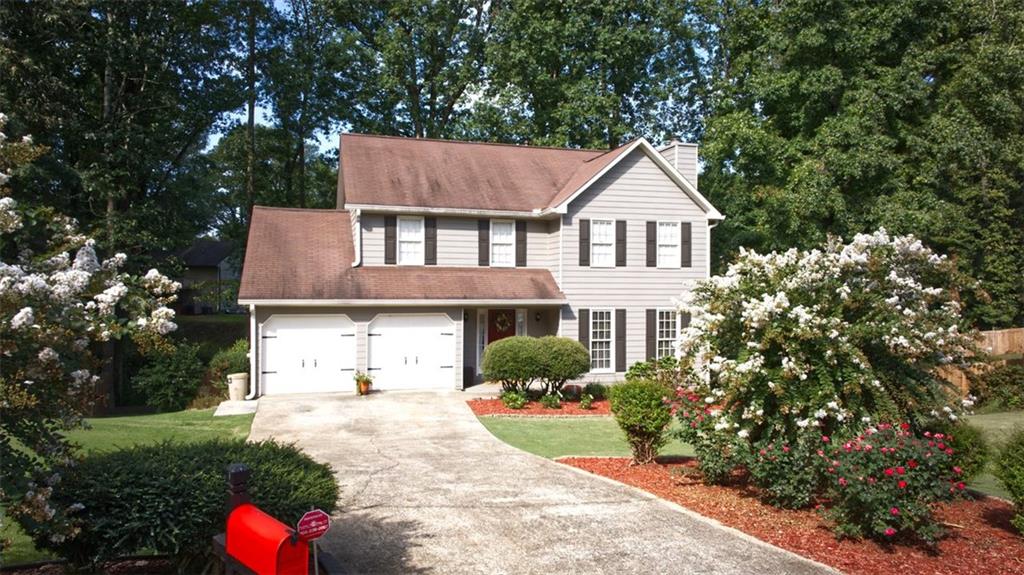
246, 0, 256, 227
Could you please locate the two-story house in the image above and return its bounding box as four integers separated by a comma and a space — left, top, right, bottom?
238, 134, 722, 396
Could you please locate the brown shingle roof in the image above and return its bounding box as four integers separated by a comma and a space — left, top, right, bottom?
239, 206, 565, 302
339, 133, 627, 212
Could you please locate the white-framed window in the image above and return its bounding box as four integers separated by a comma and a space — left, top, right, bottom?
590, 219, 615, 267
515, 309, 526, 335
656, 309, 678, 359
397, 216, 424, 265
590, 309, 613, 371
657, 221, 681, 268
490, 219, 515, 267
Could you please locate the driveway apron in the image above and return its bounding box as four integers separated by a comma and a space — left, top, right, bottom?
249, 392, 836, 575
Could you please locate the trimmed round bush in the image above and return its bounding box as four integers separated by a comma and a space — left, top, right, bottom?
995, 427, 1024, 534
536, 336, 589, 394
973, 364, 1024, 410
18, 439, 338, 569
609, 380, 673, 464
207, 339, 250, 387
133, 343, 205, 411
583, 382, 608, 400
482, 336, 543, 392
924, 420, 990, 481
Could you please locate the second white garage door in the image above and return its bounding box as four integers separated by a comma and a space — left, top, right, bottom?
367, 314, 456, 390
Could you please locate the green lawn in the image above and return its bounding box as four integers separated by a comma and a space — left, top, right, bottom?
478, 411, 1023, 499
478, 416, 694, 459
2, 408, 254, 566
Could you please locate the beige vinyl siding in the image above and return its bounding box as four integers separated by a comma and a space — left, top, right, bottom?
658, 142, 699, 189
359, 214, 559, 268
559, 148, 710, 381
253, 305, 464, 391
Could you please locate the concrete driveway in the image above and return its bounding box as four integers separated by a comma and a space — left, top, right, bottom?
249, 392, 836, 575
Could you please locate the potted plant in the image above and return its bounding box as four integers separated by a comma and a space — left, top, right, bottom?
354, 371, 373, 395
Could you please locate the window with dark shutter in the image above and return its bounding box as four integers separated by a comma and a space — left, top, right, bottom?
615, 220, 627, 266
645, 309, 656, 360
578, 308, 590, 352
515, 221, 527, 267
424, 217, 437, 265
681, 222, 692, 267
384, 216, 397, 264
615, 309, 626, 372
578, 219, 590, 266
646, 221, 656, 267
478, 219, 489, 266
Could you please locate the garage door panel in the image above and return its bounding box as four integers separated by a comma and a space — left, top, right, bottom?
262, 315, 355, 395
368, 314, 456, 391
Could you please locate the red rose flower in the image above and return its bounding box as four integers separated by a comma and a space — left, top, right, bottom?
896, 466, 906, 475
900, 422, 911, 431
885, 527, 896, 537
898, 480, 908, 489
890, 507, 900, 516
884, 468, 895, 476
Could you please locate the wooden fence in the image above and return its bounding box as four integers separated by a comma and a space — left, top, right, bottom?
940, 327, 1024, 394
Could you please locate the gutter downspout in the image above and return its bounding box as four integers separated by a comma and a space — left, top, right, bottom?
245, 304, 258, 400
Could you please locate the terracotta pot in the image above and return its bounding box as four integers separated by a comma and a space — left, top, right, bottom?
357, 380, 371, 395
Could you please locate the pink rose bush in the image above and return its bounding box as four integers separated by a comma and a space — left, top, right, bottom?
820, 424, 964, 543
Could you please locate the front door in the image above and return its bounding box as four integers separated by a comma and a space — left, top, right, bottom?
487, 309, 517, 343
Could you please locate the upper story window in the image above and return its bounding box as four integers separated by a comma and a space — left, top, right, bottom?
657, 221, 680, 268
397, 216, 424, 265
656, 310, 678, 359
490, 220, 515, 267
590, 219, 615, 268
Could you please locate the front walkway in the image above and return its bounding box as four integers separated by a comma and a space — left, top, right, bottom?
249, 392, 835, 575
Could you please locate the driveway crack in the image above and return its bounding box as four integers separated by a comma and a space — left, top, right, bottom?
341, 432, 400, 512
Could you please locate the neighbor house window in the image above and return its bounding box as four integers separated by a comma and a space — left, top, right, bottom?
398, 216, 424, 265
590, 309, 612, 371
657, 221, 680, 268
590, 219, 614, 267
490, 220, 515, 267
657, 310, 678, 359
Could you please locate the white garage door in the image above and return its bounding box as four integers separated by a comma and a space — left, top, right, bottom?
367, 314, 456, 390
261, 315, 356, 395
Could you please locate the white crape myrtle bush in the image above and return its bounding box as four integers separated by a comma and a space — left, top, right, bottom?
0, 115, 181, 547
671, 230, 979, 499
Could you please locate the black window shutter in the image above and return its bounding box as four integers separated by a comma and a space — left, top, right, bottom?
578, 219, 590, 267
478, 219, 489, 266
578, 308, 590, 352
515, 220, 527, 267
615, 220, 627, 266
615, 309, 627, 372
646, 221, 656, 267
681, 222, 692, 268
424, 217, 437, 265
384, 216, 397, 264
681, 312, 691, 327
645, 309, 656, 360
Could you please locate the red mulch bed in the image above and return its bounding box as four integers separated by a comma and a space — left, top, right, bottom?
467, 398, 612, 416
561, 457, 1024, 575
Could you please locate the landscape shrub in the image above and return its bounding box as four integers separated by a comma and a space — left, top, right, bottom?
500, 389, 528, 409
539, 393, 561, 409
994, 428, 1024, 534
579, 393, 594, 410
207, 339, 249, 387
482, 336, 543, 392
133, 343, 205, 412
820, 423, 964, 543
609, 380, 673, 465
625, 355, 687, 387
924, 420, 990, 481
583, 382, 608, 401
745, 437, 823, 508
672, 230, 979, 505
536, 336, 590, 394
17, 439, 338, 570
972, 364, 1024, 410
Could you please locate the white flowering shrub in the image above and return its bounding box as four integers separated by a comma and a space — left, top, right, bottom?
672, 230, 978, 503
0, 115, 180, 547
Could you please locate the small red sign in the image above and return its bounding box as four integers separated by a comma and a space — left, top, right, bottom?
296, 509, 331, 541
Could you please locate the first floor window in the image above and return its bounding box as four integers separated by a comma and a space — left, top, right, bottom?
590, 309, 612, 370
398, 217, 424, 265
490, 220, 515, 266
656, 310, 678, 358
590, 219, 614, 267
657, 221, 680, 267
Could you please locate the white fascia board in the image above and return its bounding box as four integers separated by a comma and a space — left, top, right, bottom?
549, 138, 725, 221
237, 298, 568, 307
344, 203, 552, 220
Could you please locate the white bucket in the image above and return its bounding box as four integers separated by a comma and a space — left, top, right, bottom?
227, 373, 249, 401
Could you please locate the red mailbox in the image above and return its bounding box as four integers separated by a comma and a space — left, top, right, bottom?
226, 503, 308, 575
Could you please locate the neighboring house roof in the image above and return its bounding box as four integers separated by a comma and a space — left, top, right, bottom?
238, 206, 565, 304
339, 133, 722, 220
177, 238, 234, 268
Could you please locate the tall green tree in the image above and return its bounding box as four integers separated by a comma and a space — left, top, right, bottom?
694, 0, 1024, 327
